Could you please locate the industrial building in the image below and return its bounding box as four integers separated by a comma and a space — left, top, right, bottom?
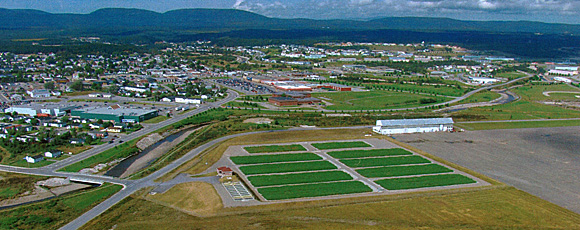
71, 105, 158, 123
373, 118, 454, 135
5, 104, 76, 117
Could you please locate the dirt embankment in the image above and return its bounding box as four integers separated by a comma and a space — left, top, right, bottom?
136, 133, 164, 150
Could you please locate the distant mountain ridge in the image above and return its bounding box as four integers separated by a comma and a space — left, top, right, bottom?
0, 8, 579, 34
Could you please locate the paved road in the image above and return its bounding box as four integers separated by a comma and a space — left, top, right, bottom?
44, 90, 239, 171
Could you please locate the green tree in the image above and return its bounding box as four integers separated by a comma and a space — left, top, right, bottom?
44, 82, 55, 91
70, 80, 84, 91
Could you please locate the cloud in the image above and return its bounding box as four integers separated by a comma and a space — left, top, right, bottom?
233, 0, 580, 23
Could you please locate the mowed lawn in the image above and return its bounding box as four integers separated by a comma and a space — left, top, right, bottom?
356, 164, 453, 178
230, 153, 321, 165
314, 90, 447, 110
244, 144, 306, 153
328, 148, 412, 159
248, 171, 352, 187
376, 174, 476, 190
311, 141, 370, 150
239, 161, 337, 175
258, 181, 372, 200
340, 155, 430, 168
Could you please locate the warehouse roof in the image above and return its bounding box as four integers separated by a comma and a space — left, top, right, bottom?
376, 118, 453, 127
75, 106, 157, 116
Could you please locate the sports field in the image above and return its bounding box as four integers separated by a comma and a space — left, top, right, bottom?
357, 164, 453, 178
375, 174, 476, 190
230, 139, 484, 201
244, 144, 306, 153
313, 90, 449, 110
340, 155, 430, 168
230, 153, 321, 165
258, 181, 372, 200
247, 171, 352, 187
328, 148, 412, 159
239, 161, 337, 175
311, 141, 371, 150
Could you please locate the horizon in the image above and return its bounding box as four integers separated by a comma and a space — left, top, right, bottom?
1, 0, 579, 24
1, 6, 579, 26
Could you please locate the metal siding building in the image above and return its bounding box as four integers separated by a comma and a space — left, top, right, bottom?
373, 118, 454, 135
71, 106, 158, 123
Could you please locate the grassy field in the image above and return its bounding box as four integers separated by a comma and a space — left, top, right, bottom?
328, 148, 412, 159
456, 119, 580, 130
59, 138, 140, 172
141, 115, 169, 124
80, 186, 580, 229
9, 159, 55, 168
311, 141, 371, 150
453, 100, 580, 121
0, 172, 48, 201
340, 155, 431, 168
258, 181, 372, 200
230, 152, 321, 165
146, 182, 222, 216
376, 174, 476, 190
496, 72, 526, 80
513, 83, 580, 101
356, 164, 453, 178
239, 161, 337, 175
248, 171, 352, 187
458, 90, 501, 104
313, 90, 449, 110
0, 183, 121, 229
244, 144, 307, 153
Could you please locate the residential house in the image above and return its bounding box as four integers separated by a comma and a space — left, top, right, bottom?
24, 155, 44, 163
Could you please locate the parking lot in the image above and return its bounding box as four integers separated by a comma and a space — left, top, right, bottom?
393, 126, 580, 214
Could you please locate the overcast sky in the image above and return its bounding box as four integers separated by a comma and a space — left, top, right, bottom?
1, 0, 579, 24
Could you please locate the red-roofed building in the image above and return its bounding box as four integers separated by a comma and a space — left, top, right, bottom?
217, 166, 233, 178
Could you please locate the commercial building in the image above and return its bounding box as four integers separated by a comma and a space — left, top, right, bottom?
27, 89, 51, 98
71, 105, 158, 123
373, 118, 454, 135
4, 105, 76, 117
469, 77, 499, 85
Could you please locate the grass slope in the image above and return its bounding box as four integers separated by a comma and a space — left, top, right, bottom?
356, 164, 453, 178
311, 141, 370, 150
328, 148, 412, 159
0, 183, 122, 229
248, 171, 352, 187
230, 152, 321, 165
239, 161, 337, 175
376, 174, 476, 190
258, 181, 372, 200
340, 155, 430, 168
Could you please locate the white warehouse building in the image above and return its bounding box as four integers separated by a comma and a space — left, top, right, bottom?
373, 118, 454, 135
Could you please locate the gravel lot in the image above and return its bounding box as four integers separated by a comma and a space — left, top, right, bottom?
393, 126, 580, 214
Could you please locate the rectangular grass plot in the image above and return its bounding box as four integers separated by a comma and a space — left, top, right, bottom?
340, 155, 430, 168
231, 153, 322, 165
356, 164, 453, 178
376, 174, 476, 190
239, 161, 337, 175
328, 148, 413, 159
248, 171, 353, 187
311, 141, 371, 150
258, 181, 372, 200
244, 144, 306, 153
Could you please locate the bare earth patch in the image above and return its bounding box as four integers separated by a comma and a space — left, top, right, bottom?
146, 182, 223, 216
